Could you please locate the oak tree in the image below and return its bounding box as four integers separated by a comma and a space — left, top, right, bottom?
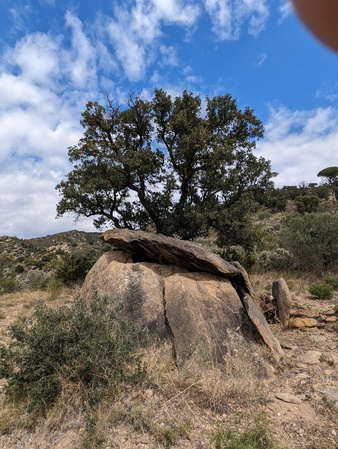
56, 89, 275, 243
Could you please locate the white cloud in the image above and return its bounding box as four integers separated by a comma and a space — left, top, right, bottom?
159, 45, 178, 67
0, 171, 95, 238
256, 106, 338, 187
255, 52, 267, 67
278, 0, 293, 21
106, 0, 200, 81
316, 81, 338, 102
2, 32, 61, 86
64, 11, 98, 90
203, 0, 269, 40
0, 1, 326, 240
0, 21, 94, 238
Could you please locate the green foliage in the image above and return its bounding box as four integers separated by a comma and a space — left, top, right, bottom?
54, 251, 97, 285
0, 275, 18, 293
257, 248, 293, 271
308, 283, 333, 300
220, 245, 256, 269
317, 166, 338, 201
0, 294, 147, 415
14, 265, 25, 274
322, 275, 338, 289
56, 89, 275, 243
213, 414, 282, 449
261, 188, 287, 212
214, 197, 263, 252
308, 275, 338, 299
317, 166, 338, 183
281, 212, 338, 271
294, 195, 319, 214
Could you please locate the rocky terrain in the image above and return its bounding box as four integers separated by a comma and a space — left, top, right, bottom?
0, 231, 338, 448
0, 230, 107, 292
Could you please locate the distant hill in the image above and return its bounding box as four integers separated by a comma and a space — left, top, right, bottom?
0, 230, 107, 292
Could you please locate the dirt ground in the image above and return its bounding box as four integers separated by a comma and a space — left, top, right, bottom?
265, 290, 338, 449
0, 284, 337, 449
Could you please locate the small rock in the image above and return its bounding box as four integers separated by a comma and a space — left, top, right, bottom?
322, 309, 336, 316
308, 334, 327, 343
290, 309, 319, 318
299, 350, 322, 365
324, 316, 337, 323
296, 373, 309, 380
315, 386, 338, 407
290, 318, 318, 328
275, 392, 302, 404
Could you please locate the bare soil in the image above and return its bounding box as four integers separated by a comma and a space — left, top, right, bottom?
0, 284, 337, 449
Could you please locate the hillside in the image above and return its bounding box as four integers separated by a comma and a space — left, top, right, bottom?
0, 228, 338, 448
0, 230, 107, 292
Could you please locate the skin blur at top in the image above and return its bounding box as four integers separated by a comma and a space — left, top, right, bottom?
291, 0, 338, 52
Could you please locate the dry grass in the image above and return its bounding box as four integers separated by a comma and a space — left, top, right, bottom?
250, 271, 318, 299
141, 341, 265, 414
0, 290, 47, 308
0, 393, 36, 434
0, 283, 293, 448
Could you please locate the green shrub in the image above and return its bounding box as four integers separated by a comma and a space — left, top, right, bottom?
213, 414, 282, 449
281, 212, 338, 271
0, 275, 18, 293
55, 252, 97, 285
322, 275, 338, 290
14, 265, 25, 274
45, 278, 64, 300
308, 283, 333, 300
257, 248, 293, 271
294, 195, 319, 214
0, 294, 147, 414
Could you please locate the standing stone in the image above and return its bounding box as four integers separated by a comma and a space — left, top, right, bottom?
272, 278, 292, 324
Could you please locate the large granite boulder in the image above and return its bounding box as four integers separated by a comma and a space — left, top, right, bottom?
81, 229, 283, 369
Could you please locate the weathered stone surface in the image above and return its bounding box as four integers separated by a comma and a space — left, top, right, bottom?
242, 295, 284, 360
290, 309, 320, 318
101, 229, 255, 297
290, 318, 318, 328
308, 334, 327, 343
81, 252, 184, 339
322, 309, 336, 316
324, 316, 337, 323
276, 393, 302, 404
314, 386, 338, 407
272, 278, 291, 324
299, 350, 322, 365
164, 273, 258, 368
81, 229, 283, 367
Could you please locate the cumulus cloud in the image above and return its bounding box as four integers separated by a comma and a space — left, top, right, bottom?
0, 1, 316, 239
203, 0, 269, 40
64, 12, 98, 90
0, 14, 97, 237
105, 0, 200, 81
0, 171, 95, 238
256, 106, 338, 187
2, 32, 61, 86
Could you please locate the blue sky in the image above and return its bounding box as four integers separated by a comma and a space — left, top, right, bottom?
1, 0, 338, 238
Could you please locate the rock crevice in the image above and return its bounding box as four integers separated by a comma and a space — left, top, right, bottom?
81, 229, 283, 368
